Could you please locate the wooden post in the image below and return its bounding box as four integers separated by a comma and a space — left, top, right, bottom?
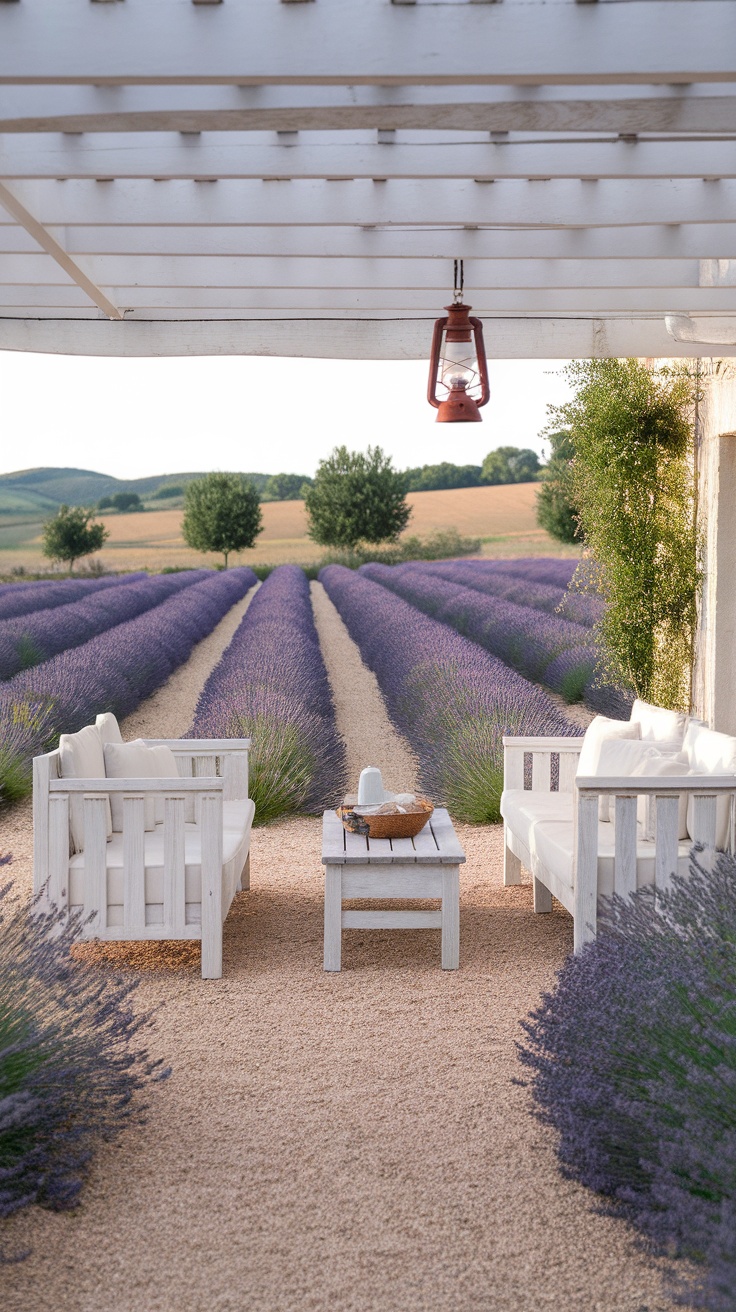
574, 791, 599, 952
441, 865, 460, 969
199, 791, 223, 979
323, 865, 343, 971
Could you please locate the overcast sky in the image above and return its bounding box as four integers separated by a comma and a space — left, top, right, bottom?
0, 353, 573, 480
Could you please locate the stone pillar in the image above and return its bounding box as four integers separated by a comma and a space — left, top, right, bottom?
691, 364, 736, 732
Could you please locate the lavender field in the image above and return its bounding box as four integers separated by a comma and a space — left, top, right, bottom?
320, 564, 579, 823
190, 565, 346, 823
0, 568, 256, 803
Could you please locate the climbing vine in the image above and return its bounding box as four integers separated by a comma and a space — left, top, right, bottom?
546, 358, 700, 713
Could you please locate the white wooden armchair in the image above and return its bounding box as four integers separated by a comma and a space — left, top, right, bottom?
33, 719, 254, 979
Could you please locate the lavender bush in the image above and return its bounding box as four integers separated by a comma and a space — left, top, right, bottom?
417, 559, 604, 629
0, 570, 211, 680
0, 573, 147, 623
479, 557, 579, 589
360, 562, 632, 716
0, 568, 256, 805
0, 859, 169, 1231
519, 851, 736, 1312
190, 566, 346, 823
320, 564, 579, 822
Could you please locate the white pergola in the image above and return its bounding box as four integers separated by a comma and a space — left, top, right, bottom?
1, 0, 736, 359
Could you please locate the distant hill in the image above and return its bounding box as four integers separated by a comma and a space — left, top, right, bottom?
0, 467, 273, 515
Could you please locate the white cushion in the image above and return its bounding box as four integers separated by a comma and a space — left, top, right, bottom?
147, 744, 181, 824
501, 789, 574, 854
530, 817, 693, 906
594, 738, 683, 823
95, 712, 124, 748
576, 715, 641, 821
630, 699, 688, 745
103, 740, 158, 832
630, 751, 691, 841
682, 723, 736, 847
58, 725, 113, 853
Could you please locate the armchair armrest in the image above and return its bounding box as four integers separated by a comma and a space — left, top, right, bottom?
142, 738, 251, 751
49, 776, 224, 792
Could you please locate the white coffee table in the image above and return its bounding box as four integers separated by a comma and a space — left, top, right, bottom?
321, 807, 465, 971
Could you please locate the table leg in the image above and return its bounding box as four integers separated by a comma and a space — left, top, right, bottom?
441, 865, 460, 970
324, 864, 343, 971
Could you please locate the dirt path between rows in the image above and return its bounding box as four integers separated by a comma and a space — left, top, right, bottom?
1, 585, 674, 1312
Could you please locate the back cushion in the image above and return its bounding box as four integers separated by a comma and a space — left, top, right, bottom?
577, 715, 641, 822
682, 724, 736, 847
95, 712, 124, 748
58, 725, 113, 854
148, 745, 181, 825
104, 740, 159, 832
629, 751, 690, 842
630, 699, 688, 745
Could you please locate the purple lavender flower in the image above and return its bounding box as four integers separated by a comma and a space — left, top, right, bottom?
190, 565, 346, 822
0, 571, 211, 680
0, 867, 169, 1230
414, 558, 604, 628
0, 573, 147, 623
0, 569, 256, 804
320, 564, 579, 823
519, 849, 736, 1312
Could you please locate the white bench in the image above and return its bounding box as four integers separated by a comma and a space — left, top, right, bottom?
33, 718, 254, 979
501, 713, 736, 952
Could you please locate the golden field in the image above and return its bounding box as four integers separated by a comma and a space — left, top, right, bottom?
0, 482, 580, 574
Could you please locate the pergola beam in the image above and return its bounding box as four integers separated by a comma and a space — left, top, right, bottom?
1, 1, 733, 86
0, 181, 123, 319
0, 315, 733, 361
2, 83, 736, 134
1, 222, 734, 262
4, 284, 734, 313
6, 135, 736, 182
5, 177, 736, 229
0, 253, 714, 290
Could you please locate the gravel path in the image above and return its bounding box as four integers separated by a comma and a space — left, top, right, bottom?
0, 581, 675, 1312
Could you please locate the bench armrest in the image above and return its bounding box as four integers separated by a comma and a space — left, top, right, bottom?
142, 738, 251, 751
49, 777, 224, 792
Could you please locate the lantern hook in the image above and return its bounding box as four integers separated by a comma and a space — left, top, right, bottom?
453, 258, 464, 305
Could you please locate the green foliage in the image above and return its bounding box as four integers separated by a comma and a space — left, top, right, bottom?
182, 472, 263, 568
548, 359, 699, 711
536, 430, 579, 545
231, 715, 315, 825
481, 446, 541, 485
261, 472, 313, 502
41, 505, 109, 574
305, 445, 411, 550
403, 462, 482, 492
151, 484, 184, 500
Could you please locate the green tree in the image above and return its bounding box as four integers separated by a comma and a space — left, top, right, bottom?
548, 359, 699, 711
182, 472, 263, 568
261, 473, 313, 502
42, 505, 109, 574
481, 446, 542, 485
536, 430, 579, 544
305, 445, 411, 550
404, 462, 482, 492
109, 492, 144, 513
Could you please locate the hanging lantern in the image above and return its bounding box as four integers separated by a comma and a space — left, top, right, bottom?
427, 261, 490, 423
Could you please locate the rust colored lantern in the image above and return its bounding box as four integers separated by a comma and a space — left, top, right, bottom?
427, 264, 490, 422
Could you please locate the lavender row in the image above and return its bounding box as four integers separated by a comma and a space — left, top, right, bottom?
320, 564, 578, 824
359, 562, 631, 718
190, 565, 346, 823
0, 572, 147, 622
476, 556, 579, 589
414, 558, 603, 628
0, 569, 213, 681
0, 567, 257, 804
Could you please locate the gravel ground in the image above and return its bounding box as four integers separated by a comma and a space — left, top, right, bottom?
0, 583, 676, 1312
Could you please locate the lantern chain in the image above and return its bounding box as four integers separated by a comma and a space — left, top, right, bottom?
453, 258, 464, 305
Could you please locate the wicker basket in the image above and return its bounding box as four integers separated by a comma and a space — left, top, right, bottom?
337, 797, 434, 841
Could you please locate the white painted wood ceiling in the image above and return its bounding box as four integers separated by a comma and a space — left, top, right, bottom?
1, 0, 735, 358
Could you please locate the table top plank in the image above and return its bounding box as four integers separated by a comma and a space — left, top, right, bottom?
322, 808, 465, 865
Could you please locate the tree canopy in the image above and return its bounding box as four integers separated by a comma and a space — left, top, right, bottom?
481, 446, 542, 485
305, 445, 411, 550
42, 505, 109, 573
261, 472, 313, 502
536, 430, 579, 544
182, 472, 263, 568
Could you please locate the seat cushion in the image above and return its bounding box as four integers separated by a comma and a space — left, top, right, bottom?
58, 724, 112, 852
501, 788, 573, 855
68, 798, 255, 925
